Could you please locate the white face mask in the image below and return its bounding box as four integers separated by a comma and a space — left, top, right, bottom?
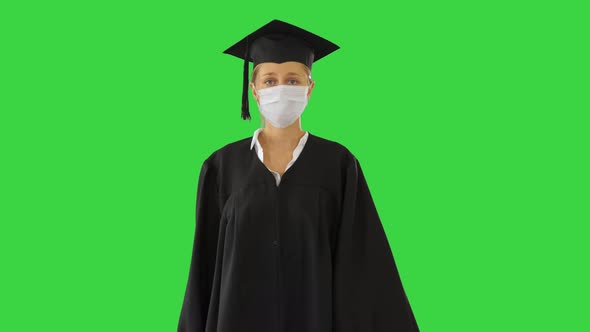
254, 84, 309, 128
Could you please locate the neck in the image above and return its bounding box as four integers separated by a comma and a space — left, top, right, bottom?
260, 120, 305, 149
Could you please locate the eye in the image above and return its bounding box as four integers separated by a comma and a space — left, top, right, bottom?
288, 79, 299, 85
264, 80, 276, 86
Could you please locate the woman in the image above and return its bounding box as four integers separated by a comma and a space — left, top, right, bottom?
178, 19, 420, 332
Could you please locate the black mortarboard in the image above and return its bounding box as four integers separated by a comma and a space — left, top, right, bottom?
222, 19, 340, 121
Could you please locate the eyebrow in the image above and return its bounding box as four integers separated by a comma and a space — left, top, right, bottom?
262, 72, 301, 77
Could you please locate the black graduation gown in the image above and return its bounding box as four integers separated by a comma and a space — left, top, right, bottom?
178, 132, 420, 332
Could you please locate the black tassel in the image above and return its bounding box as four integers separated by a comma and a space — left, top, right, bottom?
241, 36, 251, 121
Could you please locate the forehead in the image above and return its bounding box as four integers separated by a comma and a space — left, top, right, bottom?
257, 61, 307, 75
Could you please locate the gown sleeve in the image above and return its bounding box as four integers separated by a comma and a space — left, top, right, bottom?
178, 157, 221, 332
332, 154, 420, 332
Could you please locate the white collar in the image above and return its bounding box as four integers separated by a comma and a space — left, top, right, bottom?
250, 128, 264, 150
250, 128, 309, 150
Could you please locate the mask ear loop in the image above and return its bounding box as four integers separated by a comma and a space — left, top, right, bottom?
252, 85, 259, 106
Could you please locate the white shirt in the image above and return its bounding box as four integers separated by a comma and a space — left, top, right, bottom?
250, 128, 309, 187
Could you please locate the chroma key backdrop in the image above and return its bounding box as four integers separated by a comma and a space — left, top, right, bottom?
0, 1, 588, 332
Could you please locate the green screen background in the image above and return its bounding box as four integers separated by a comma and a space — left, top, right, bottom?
1, 1, 588, 331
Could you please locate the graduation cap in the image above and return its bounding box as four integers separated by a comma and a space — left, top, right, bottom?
222, 19, 340, 121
